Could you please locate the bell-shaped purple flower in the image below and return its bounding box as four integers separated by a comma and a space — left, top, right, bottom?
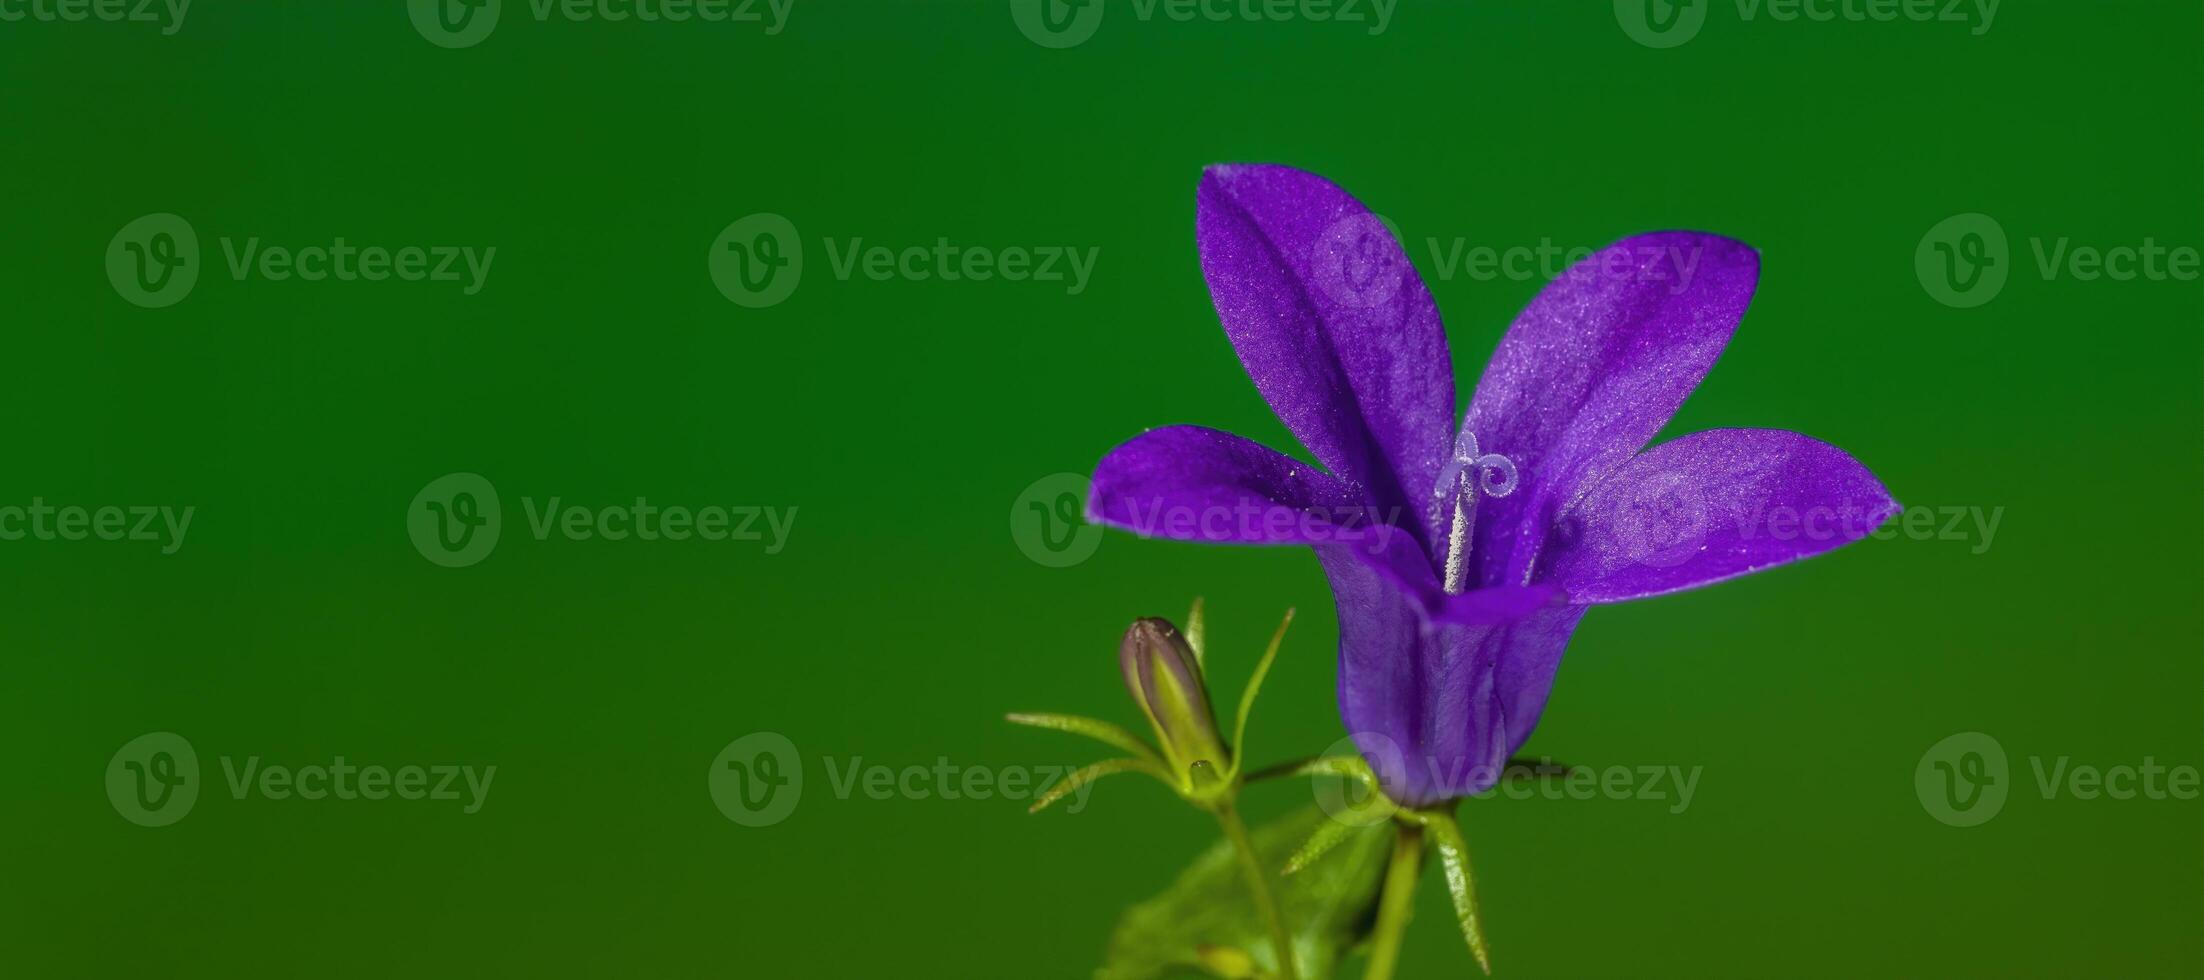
1088, 165, 1897, 807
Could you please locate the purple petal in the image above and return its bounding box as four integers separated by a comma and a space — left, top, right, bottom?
1088, 426, 1551, 623
1541, 428, 1899, 604
1198, 164, 1456, 556
1428, 583, 1566, 626
1462, 232, 1760, 589
1321, 549, 1586, 806
1087, 425, 1372, 546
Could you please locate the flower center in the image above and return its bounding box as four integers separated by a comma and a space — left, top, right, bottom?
1434, 431, 1517, 595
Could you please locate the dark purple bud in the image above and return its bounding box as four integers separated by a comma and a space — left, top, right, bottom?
1120, 617, 1230, 778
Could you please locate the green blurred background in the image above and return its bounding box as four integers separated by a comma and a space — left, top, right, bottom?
4, 1, 2200, 976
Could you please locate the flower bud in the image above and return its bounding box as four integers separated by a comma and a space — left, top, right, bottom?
1120, 617, 1230, 780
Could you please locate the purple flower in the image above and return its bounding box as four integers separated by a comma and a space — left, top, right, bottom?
1087, 165, 1897, 807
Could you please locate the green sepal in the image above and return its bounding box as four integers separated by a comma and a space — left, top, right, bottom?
1004, 712, 1164, 767
1028, 757, 1167, 814
1280, 816, 1359, 876
1226, 609, 1293, 781
1417, 809, 1493, 974
1501, 756, 1572, 782
1098, 806, 1396, 980
1185, 597, 1207, 671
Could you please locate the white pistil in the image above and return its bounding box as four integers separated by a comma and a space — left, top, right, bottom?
1435, 432, 1518, 597
1443, 477, 1476, 595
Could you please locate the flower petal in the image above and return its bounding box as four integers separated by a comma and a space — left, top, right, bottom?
1427, 583, 1567, 626
1198, 164, 1456, 555
1087, 425, 1372, 546
1462, 232, 1760, 588
1541, 428, 1899, 604
1321, 550, 1586, 806
1089, 426, 1530, 618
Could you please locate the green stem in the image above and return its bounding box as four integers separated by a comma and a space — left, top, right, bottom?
1237, 756, 1318, 784
1216, 803, 1298, 980
1362, 822, 1424, 980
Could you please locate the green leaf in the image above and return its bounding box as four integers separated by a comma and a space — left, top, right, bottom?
1099, 807, 1395, 980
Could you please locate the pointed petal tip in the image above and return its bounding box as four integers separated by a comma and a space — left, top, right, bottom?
1550, 429, 1903, 604
1201, 161, 1291, 183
